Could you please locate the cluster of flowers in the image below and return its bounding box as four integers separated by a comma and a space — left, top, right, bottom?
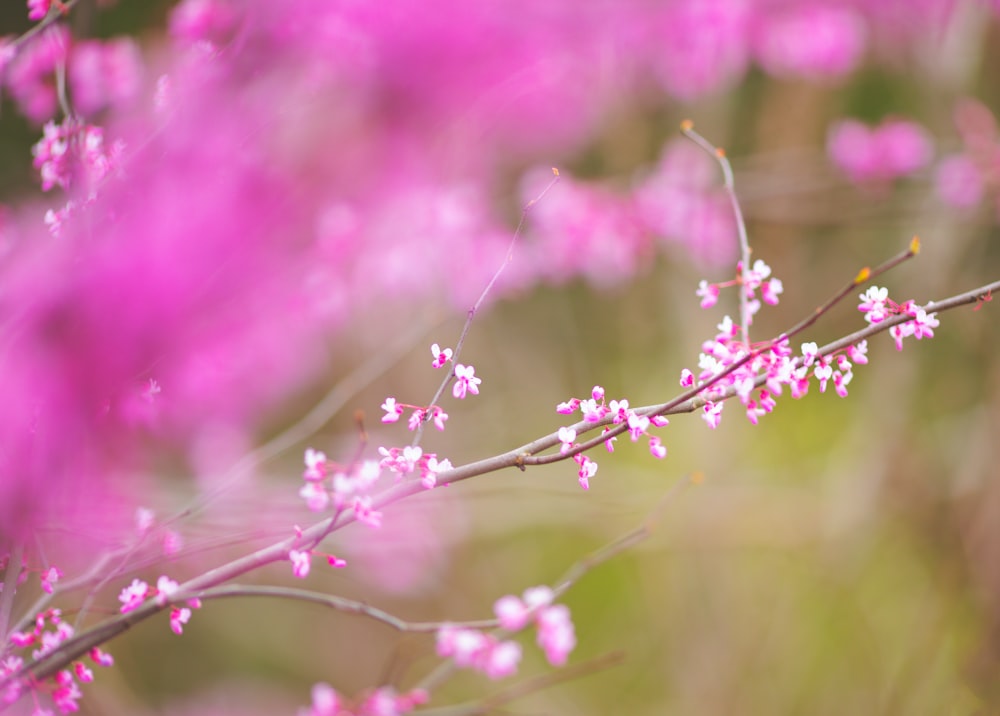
3, 609, 113, 714
685, 279, 938, 431
117, 575, 201, 635
696, 259, 784, 317
556, 386, 670, 489
297, 683, 428, 716
436, 586, 576, 680
858, 286, 940, 350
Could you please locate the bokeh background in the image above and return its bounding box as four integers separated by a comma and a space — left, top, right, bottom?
1, 1, 999, 714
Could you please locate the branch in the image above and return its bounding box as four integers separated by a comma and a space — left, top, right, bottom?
7, 276, 997, 698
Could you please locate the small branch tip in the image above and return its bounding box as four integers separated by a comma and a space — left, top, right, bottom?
854, 267, 871, 284
679, 119, 694, 132
715, 148, 726, 158
691, 471, 705, 485
551, 167, 559, 176
909, 236, 921, 255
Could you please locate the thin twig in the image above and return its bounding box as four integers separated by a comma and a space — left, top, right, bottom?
411, 170, 560, 448
681, 121, 753, 346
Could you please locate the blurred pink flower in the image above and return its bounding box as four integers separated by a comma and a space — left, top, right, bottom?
827, 117, 933, 183
755, 4, 866, 79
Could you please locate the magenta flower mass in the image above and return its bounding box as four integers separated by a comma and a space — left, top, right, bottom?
1, 0, 999, 714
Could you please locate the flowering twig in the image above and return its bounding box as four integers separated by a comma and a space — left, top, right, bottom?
681, 121, 753, 344
411, 169, 560, 448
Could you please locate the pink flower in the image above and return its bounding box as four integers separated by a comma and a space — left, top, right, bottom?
353, 496, 383, 529
557, 426, 577, 455
169, 606, 192, 635
910, 308, 939, 340
680, 368, 695, 387
536, 604, 576, 666
73, 662, 93, 683
289, 549, 311, 579
27, 0, 51, 21
380, 398, 404, 423
701, 401, 723, 429
761, 278, 783, 305
858, 286, 890, 323
556, 398, 580, 414
430, 406, 448, 431
484, 640, 522, 680
118, 579, 150, 613
935, 154, 984, 208
648, 435, 667, 459
755, 5, 865, 79
302, 682, 340, 716
155, 575, 180, 605
40, 566, 62, 594
828, 118, 933, 184
494, 595, 531, 631
696, 280, 720, 308
452, 363, 481, 399
574, 454, 598, 489
89, 648, 114, 668
430, 343, 453, 368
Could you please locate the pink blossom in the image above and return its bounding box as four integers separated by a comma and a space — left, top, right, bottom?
27, 0, 53, 20
73, 662, 93, 683
40, 567, 62, 595
557, 426, 577, 455
484, 640, 522, 680
701, 401, 723, 429
761, 278, 783, 305
169, 606, 192, 635
494, 595, 531, 631
5, 26, 68, 122
755, 5, 865, 79
353, 496, 383, 529
536, 604, 576, 666
696, 280, 720, 308
680, 368, 695, 387
168, 0, 240, 46
848, 340, 869, 365
118, 579, 150, 613
68, 38, 143, 117
89, 648, 113, 668
828, 118, 933, 184
858, 286, 890, 323
155, 575, 180, 605
430, 343, 453, 368
289, 549, 311, 578
300, 682, 340, 716
910, 308, 940, 340
452, 363, 482, 399
299, 481, 330, 512
648, 436, 667, 459
556, 398, 580, 414
627, 412, 650, 441
574, 454, 598, 489
648, 0, 752, 101
935, 154, 985, 208
430, 406, 448, 431
380, 398, 404, 424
